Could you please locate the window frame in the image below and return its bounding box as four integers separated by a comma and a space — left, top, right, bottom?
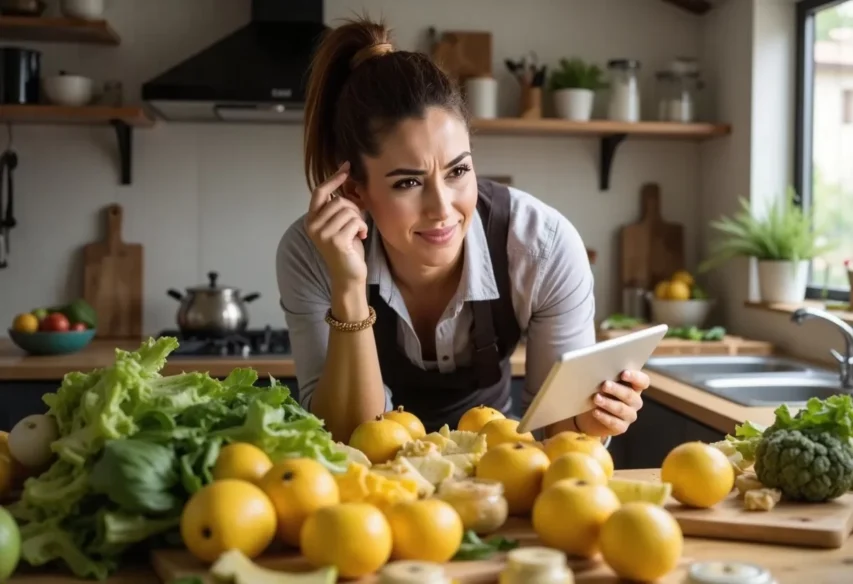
795, 0, 851, 302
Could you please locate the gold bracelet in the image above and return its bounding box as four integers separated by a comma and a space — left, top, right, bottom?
325, 306, 377, 332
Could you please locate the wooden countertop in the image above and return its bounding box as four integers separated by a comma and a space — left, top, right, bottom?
8, 469, 853, 584
0, 338, 529, 380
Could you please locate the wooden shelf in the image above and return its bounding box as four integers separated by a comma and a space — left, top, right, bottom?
745, 300, 853, 326
0, 16, 120, 45
0, 105, 155, 185
469, 118, 731, 191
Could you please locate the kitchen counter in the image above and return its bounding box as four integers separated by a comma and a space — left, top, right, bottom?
8, 469, 853, 584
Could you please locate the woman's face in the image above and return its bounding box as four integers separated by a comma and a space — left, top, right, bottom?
353, 106, 477, 270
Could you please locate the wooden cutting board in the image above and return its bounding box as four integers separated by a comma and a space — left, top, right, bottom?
82, 204, 143, 338
620, 183, 686, 291
597, 328, 773, 356
430, 29, 492, 82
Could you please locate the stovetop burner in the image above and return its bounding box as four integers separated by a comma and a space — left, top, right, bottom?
157, 326, 291, 358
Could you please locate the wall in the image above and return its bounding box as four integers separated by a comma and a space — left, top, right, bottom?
0, 0, 704, 336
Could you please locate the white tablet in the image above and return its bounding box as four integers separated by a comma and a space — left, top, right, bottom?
516, 323, 669, 433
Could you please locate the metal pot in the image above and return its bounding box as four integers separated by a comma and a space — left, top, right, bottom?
167, 271, 260, 336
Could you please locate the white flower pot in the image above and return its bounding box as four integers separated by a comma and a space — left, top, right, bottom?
553, 88, 594, 121
757, 260, 810, 304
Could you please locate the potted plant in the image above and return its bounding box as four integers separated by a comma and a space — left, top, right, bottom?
698, 187, 835, 304
548, 58, 608, 121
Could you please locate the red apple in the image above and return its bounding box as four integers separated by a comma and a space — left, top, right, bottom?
40, 312, 70, 332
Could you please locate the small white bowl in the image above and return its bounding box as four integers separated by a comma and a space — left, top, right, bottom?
60, 0, 104, 20
42, 74, 94, 107
649, 297, 715, 328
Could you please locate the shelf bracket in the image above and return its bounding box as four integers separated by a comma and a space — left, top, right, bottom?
110, 119, 133, 186
599, 133, 627, 191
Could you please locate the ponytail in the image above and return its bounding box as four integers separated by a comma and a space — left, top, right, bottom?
303, 15, 468, 192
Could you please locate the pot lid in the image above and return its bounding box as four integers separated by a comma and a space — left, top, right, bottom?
186, 271, 239, 293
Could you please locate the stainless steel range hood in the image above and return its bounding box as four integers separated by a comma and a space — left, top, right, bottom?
141, 0, 326, 123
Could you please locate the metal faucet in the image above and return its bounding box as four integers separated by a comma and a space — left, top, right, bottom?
791, 307, 853, 389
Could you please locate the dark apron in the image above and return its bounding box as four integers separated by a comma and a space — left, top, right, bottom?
369, 178, 522, 433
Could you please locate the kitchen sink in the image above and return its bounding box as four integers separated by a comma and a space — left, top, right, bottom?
645, 355, 848, 406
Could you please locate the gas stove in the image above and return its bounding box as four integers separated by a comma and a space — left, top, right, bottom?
156, 326, 291, 358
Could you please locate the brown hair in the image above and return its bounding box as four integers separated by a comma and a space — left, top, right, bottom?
303, 15, 469, 191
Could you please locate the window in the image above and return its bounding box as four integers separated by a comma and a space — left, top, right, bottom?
796, 0, 853, 301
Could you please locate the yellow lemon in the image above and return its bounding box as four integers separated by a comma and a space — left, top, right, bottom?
478, 418, 534, 449
385, 498, 464, 563
543, 452, 608, 490
457, 405, 506, 433
667, 280, 691, 301
381, 406, 426, 440
543, 431, 614, 479
599, 502, 684, 581
661, 441, 735, 508
476, 442, 550, 515
654, 281, 671, 300
12, 313, 39, 334
671, 270, 695, 287
349, 416, 412, 464
212, 442, 273, 485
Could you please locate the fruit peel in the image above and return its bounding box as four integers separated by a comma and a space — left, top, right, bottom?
211, 548, 337, 584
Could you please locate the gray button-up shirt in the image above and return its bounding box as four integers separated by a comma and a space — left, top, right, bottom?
276, 185, 596, 414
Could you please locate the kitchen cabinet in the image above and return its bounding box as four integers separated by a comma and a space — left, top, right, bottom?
608, 396, 725, 470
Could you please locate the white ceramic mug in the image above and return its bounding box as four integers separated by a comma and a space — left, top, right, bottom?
61, 0, 105, 20
465, 77, 498, 119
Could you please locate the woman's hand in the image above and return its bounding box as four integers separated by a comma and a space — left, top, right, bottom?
305, 161, 369, 287
574, 370, 650, 437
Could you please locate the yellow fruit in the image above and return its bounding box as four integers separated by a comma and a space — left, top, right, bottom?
599, 502, 683, 581
180, 479, 277, 563
475, 442, 550, 515
0, 450, 12, 497
671, 270, 695, 287
661, 441, 735, 508
654, 281, 671, 300
0, 432, 29, 488
385, 498, 464, 563
457, 405, 505, 433
478, 418, 534, 449
381, 406, 426, 440
543, 431, 614, 479
608, 477, 672, 506
349, 416, 412, 464
12, 313, 38, 334
543, 452, 608, 490
301, 502, 392, 579
667, 280, 691, 301
532, 478, 621, 558
212, 443, 273, 484
258, 458, 340, 548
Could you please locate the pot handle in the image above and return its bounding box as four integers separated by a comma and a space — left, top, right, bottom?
243, 292, 261, 303
167, 289, 183, 301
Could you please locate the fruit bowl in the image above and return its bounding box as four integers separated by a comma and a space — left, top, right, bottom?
7, 328, 96, 356
648, 298, 715, 328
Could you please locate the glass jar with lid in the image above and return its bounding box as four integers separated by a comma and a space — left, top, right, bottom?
435, 477, 508, 534
607, 59, 642, 122
656, 70, 701, 122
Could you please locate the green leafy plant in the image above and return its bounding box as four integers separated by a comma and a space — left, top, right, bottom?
548, 58, 608, 91
698, 186, 835, 273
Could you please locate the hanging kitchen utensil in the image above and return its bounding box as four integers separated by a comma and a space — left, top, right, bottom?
167, 271, 261, 337
0, 132, 18, 270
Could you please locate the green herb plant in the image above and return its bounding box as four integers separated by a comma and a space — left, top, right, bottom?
548, 58, 608, 91
698, 187, 835, 273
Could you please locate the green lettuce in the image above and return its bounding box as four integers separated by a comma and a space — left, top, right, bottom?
9, 337, 346, 580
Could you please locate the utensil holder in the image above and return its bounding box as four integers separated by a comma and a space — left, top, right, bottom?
519, 85, 542, 119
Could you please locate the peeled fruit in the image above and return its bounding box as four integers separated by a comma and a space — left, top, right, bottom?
300, 502, 393, 579
475, 442, 550, 515
661, 441, 735, 508
211, 549, 338, 584
543, 431, 614, 479
213, 442, 273, 484
349, 416, 411, 464
543, 452, 608, 489
385, 498, 464, 563
8, 414, 58, 469
608, 477, 672, 506
180, 479, 277, 562
457, 405, 505, 433
599, 502, 683, 582
381, 406, 426, 440
478, 418, 534, 449
259, 458, 340, 547
532, 478, 620, 558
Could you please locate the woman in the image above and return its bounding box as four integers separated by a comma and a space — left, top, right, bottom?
277, 16, 650, 443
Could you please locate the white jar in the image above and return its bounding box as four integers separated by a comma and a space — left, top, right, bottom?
465, 76, 498, 119
607, 59, 642, 122
499, 547, 575, 584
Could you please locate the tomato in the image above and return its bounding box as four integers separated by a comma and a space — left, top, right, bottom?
70, 322, 88, 331
39, 313, 69, 332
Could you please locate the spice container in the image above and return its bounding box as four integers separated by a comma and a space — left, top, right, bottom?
380, 561, 453, 584
435, 478, 508, 534
607, 59, 641, 122
656, 71, 701, 122
685, 561, 776, 584
499, 547, 575, 584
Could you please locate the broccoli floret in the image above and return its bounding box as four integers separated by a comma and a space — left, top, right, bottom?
755, 428, 853, 502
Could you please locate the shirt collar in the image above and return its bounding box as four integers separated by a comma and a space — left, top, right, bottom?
366, 212, 499, 306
